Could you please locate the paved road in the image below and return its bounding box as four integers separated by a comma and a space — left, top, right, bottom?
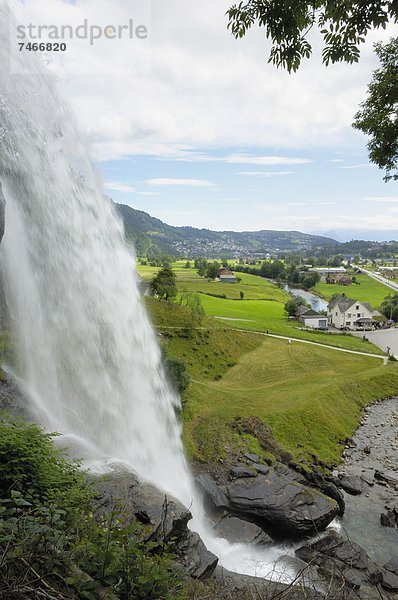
353, 328, 398, 358
352, 265, 398, 292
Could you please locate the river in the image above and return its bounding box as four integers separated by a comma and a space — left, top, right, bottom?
337, 396, 398, 566
284, 284, 328, 312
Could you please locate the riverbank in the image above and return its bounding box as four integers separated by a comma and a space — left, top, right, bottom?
337, 396, 398, 566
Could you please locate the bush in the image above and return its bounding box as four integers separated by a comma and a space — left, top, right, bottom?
0, 413, 186, 600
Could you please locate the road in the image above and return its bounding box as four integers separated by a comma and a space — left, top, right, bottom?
352, 265, 398, 292
353, 328, 398, 358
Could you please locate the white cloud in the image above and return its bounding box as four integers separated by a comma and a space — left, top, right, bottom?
341, 163, 375, 169
238, 171, 292, 177
226, 155, 310, 166
14, 0, 392, 160
104, 181, 136, 193
146, 178, 215, 187
365, 196, 398, 203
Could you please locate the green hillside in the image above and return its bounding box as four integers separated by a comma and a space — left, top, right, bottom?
115, 202, 337, 257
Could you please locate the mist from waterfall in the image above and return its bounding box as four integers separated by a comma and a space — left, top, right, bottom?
0, 1, 296, 582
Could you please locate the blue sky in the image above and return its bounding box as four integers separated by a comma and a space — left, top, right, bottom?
12, 0, 398, 241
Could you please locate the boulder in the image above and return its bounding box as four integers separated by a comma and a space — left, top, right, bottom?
177, 531, 218, 580
196, 473, 230, 512
384, 557, 398, 576
243, 453, 259, 463
380, 508, 398, 528
94, 469, 191, 543
252, 463, 270, 475
226, 465, 339, 538
295, 531, 396, 599
214, 515, 272, 545
230, 465, 256, 479
339, 475, 366, 495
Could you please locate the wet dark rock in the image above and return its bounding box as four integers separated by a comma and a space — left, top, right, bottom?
295, 531, 396, 599
380, 508, 398, 528
0, 375, 26, 414
177, 531, 218, 580
94, 469, 191, 543
384, 557, 398, 575
304, 470, 345, 516
230, 465, 256, 479
214, 515, 272, 545
226, 465, 339, 537
196, 473, 230, 512
211, 565, 320, 599
339, 474, 366, 495
382, 570, 398, 592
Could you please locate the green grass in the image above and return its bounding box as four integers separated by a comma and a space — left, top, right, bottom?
315, 273, 391, 309
140, 265, 384, 354
196, 295, 383, 353
146, 299, 398, 469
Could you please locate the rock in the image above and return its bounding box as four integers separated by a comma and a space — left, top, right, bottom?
380, 508, 398, 528
0, 375, 26, 413
382, 570, 398, 592
177, 531, 218, 580
214, 515, 272, 545
211, 565, 320, 599
0, 181, 5, 243
252, 463, 270, 475
384, 557, 398, 575
295, 531, 395, 599
230, 465, 256, 479
93, 469, 191, 543
305, 530, 369, 570
226, 466, 339, 538
196, 473, 230, 512
243, 453, 259, 463
339, 475, 366, 495
304, 470, 345, 516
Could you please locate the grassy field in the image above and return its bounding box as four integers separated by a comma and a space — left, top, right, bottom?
146, 299, 398, 467
138, 263, 384, 354
315, 273, 391, 309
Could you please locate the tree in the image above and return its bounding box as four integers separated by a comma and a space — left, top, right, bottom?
150, 267, 177, 301
284, 297, 308, 317
240, 290, 245, 299
381, 292, 398, 321
353, 37, 398, 181
227, 1, 398, 73
205, 261, 222, 279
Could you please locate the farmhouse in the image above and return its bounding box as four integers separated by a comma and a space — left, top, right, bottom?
218, 267, 237, 283
310, 267, 347, 282
327, 295, 375, 330
298, 307, 328, 330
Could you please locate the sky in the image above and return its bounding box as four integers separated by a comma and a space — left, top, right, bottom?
10, 0, 398, 241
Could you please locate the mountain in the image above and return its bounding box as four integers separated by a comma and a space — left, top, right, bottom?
115, 203, 338, 258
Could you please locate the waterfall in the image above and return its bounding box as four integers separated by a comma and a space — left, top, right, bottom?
0, 1, 296, 582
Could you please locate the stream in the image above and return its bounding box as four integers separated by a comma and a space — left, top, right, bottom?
337, 396, 398, 566
284, 284, 328, 312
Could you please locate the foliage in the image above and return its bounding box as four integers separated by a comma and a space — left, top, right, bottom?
381, 292, 398, 320
205, 261, 222, 279
284, 297, 307, 317
227, 1, 398, 72
150, 267, 177, 301
353, 37, 398, 181
0, 414, 186, 600
163, 349, 191, 396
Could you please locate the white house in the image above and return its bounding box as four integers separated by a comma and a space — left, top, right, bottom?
298, 307, 328, 330
327, 295, 375, 330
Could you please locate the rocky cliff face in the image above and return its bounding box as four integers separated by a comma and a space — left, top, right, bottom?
0, 182, 5, 243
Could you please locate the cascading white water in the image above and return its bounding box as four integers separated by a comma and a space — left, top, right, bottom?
0, 1, 296, 582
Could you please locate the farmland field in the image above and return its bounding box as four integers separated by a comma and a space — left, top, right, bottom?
315, 273, 391, 309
